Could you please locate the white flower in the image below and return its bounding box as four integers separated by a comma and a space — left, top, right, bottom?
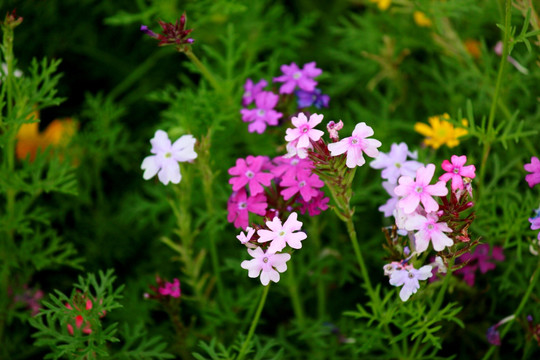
141, 130, 197, 185
389, 265, 432, 301
241, 247, 291, 286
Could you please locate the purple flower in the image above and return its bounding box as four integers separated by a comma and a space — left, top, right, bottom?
240, 91, 282, 134
524, 156, 540, 188
158, 278, 181, 298
241, 247, 291, 286
228, 156, 274, 196
242, 79, 268, 106
389, 264, 433, 301
455, 244, 505, 286
370, 142, 423, 184
227, 189, 267, 229
439, 155, 476, 191
273, 62, 322, 94
296, 88, 330, 109
486, 325, 501, 346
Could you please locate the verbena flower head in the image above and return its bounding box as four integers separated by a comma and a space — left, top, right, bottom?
327, 122, 382, 168
439, 155, 476, 191
242, 79, 268, 107
273, 62, 322, 94
280, 172, 325, 202
406, 213, 453, 253
141, 130, 197, 185
389, 264, 432, 302
257, 212, 307, 253
370, 142, 423, 184
455, 244, 505, 286
524, 156, 540, 188
158, 278, 181, 298
241, 247, 291, 286
285, 112, 325, 158
228, 155, 274, 196
295, 88, 330, 109
414, 113, 468, 149
140, 12, 194, 52
240, 91, 282, 134
394, 164, 448, 214
227, 189, 267, 229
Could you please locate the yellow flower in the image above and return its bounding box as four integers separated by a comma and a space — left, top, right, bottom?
413, 11, 432, 27
414, 113, 468, 149
16, 113, 78, 161
370, 0, 391, 11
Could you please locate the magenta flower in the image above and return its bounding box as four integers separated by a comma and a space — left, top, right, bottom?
271, 156, 313, 180
297, 191, 330, 216
158, 278, 181, 298
524, 156, 540, 188
455, 244, 505, 286
241, 247, 291, 286
280, 172, 324, 202
240, 91, 282, 134
228, 156, 274, 196
285, 112, 325, 158
242, 78, 268, 106
406, 213, 453, 253
389, 265, 433, 302
327, 122, 382, 168
394, 164, 448, 214
370, 142, 423, 184
141, 130, 197, 185
257, 212, 307, 253
439, 155, 476, 191
273, 62, 322, 94
227, 189, 267, 229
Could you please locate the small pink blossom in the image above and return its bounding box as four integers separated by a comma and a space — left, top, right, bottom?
237, 227, 257, 248
439, 155, 476, 191
327, 120, 344, 141
240, 91, 282, 134
389, 264, 433, 302
327, 122, 382, 168
158, 278, 181, 298
257, 212, 307, 253
242, 78, 268, 106
271, 156, 313, 180
524, 156, 540, 188
297, 191, 329, 216
394, 164, 448, 214
285, 112, 325, 158
241, 247, 291, 285
455, 244, 505, 286
228, 156, 274, 196
280, 172, 324, 202
227, 189, 267, 229
406, 213, 453, 253
273, 62, 322, 94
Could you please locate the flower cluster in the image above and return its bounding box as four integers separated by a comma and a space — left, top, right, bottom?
64, 293, 106, 336
140, 12, 194, 52
141, 130, 197, 185
240, 62, 329, 134
454, 244, 504, 286
144, 276, 182, 300
375, 152, 480, 301
414, 113, 468, 149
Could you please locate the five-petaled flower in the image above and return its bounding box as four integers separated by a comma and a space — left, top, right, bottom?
327, 122, 382, 168
273, 62, 322, 94
389, 265, 432, 302
257, 212, 307, 253
158, 278, 181, 298
241, 247, 291, 286
439, 155, 476, 191
285, 112, 325, 158
228, 155, 274, 196
406, 213, 453, 253
141, 130, 197, 185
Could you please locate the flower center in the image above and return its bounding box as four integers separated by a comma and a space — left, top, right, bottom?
427, 224, 434, 230
312, 95, 317, 101
395, 162, 402, 168
298, 181, 306, 188
263, 257, 269, 263
278, 230, 286, 236
245, 170, 255, 179
350, 137, 360, 146
291, 159, 299, 166
244, 91, 251, 98
301, 125, 310, 133
415, 186, 424, 193
293, 71, 302, 80
257, 109, 266, 117
238, 202, 247, 210
453, 167, 460, 174
165, 152, 172, 158
408, 272, 415, 279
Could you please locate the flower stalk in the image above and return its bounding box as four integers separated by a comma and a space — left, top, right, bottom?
236, 284, 271, 360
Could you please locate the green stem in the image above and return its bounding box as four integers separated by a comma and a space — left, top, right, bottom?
479, 0, 511, 190
286, 259, 305, 327
481, 258, 540, 360
344, 216, 375, 299
185, 50, 223, 93
236, 284, 270, 360
310, 220, 326, 319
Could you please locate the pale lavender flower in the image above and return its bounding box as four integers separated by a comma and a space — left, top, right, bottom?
257, 212, 307, 253
406, 212, 453, 253
379, 181, 399, 217
141, 130, 197, 185
389, 264, 432, 301
240, 91, 282, 134
241, 247, 291, 285
327, 122, 382, 168
370, 142, 423, 184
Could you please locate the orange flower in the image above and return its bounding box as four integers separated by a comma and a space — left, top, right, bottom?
16, 114, 78, 161
414, 113, 468, 149
464, 39, 481, 59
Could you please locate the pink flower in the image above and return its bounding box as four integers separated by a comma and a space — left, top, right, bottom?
285, 112, 325, 158
273, 62, 322, 94
228, 156, 274, 196
394, 164, 448, 214
389, 265, 433, 302
242, 78, 268, 106
439, 155, 476, 191
327, 120, 344, 141
327, 122, 382, 168
257, 212, 307, 253
524, 156, 540, 188
240, 91, 282, 134
141, 130, 197, 185
455, 244, 505, 286
158, 278, 181, 298
406, 213, 453, 253
271, 156, 313, 180
297, 190, 329, 216
237, 227, 257, 248
241, 247, 291, 285
227, 189, 267, 229
280, 172, 324, 202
